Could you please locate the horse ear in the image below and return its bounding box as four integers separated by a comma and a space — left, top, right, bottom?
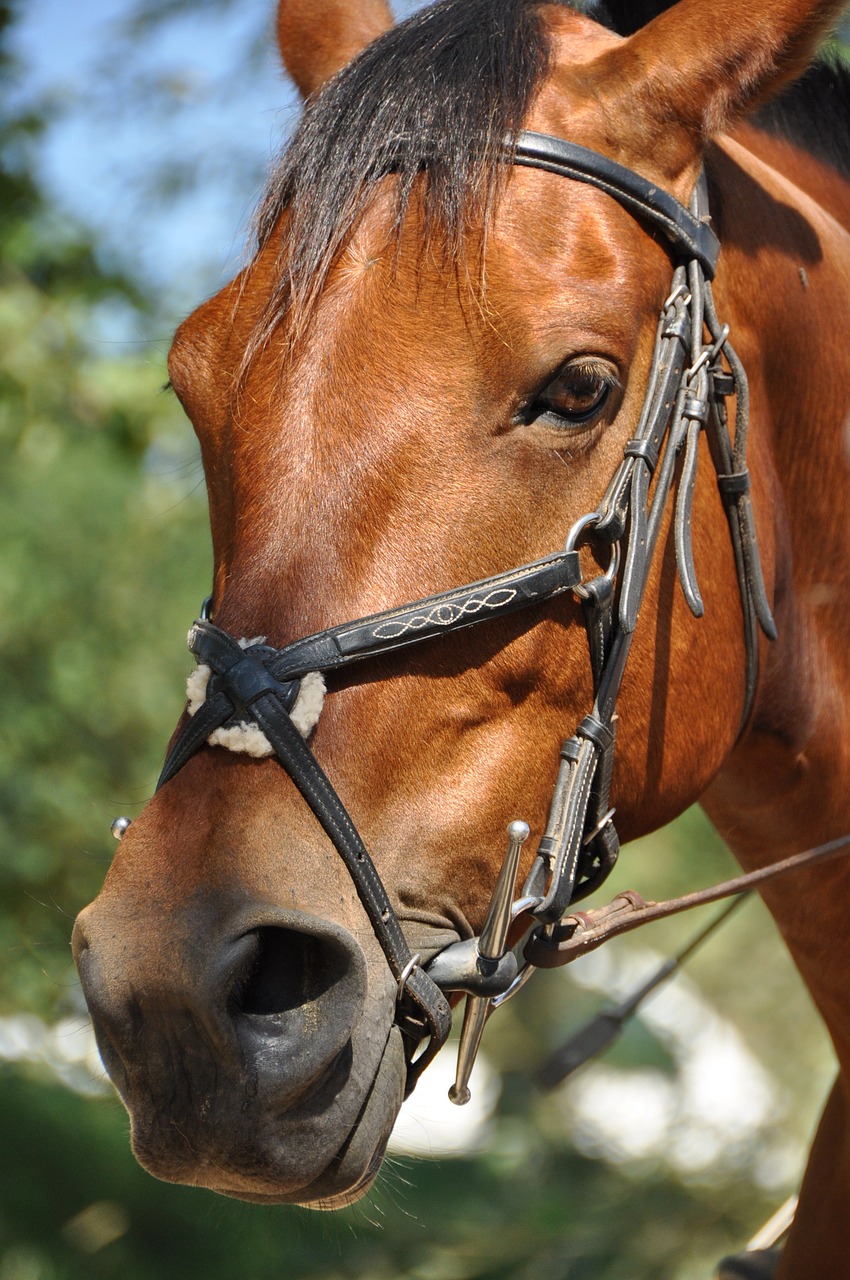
276, 0, 394, 99
595, 0, 845, 173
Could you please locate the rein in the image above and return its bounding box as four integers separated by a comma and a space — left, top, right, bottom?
153, 129, 784, 1095
524, 832, 850, 969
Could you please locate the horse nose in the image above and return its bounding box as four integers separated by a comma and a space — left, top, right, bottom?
72, 907, 369, 1109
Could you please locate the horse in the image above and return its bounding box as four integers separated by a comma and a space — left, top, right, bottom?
72, 0, 850, 1274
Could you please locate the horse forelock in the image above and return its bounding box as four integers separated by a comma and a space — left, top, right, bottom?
249, 0, 850, 366
250, 0, 616, 355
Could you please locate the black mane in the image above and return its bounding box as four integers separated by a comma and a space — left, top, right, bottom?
256, 0, 570, 336
255, 0, 850, 340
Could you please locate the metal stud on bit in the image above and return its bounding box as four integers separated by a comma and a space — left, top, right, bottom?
448, 820, 530, 1105
110, 817, 132, 840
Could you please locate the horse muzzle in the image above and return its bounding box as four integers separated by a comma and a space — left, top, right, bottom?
71, 898, 406, 1203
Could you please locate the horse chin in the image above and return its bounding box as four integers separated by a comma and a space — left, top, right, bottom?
128, 1023, 407, 1208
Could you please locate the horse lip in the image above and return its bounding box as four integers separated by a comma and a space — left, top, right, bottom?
306, 1148, 386, 1210
210, 1024, 406, 1206
216, 1141, 385, 1208
277, 1038, 354, 1117
294, 1023, 406, 1205
398, 918, 466, 963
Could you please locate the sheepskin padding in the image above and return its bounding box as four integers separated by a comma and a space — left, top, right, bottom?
185, 637, 326, 757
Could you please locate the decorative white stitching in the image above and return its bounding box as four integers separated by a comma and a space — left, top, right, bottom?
372, 587, 517, 640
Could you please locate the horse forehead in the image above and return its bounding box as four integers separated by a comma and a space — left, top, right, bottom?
179, 137, 672, 504
302, 178, 653, 367
192, 191, 666, 552
492, 171, 668, 310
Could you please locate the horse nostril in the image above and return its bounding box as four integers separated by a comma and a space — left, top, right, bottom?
74, 905, 369, 1115
230, 927, 355, 1019
226, 923, 368, 1101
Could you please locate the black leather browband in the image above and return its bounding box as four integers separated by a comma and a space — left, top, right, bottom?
513, 131, 720, 277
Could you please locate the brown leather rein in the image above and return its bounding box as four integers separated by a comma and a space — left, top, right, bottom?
524, 831, 850, 970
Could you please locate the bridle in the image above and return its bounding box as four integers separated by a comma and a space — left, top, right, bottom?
152, 130, 781, 1096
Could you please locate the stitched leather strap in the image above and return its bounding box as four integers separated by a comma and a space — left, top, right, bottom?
248, 691, 452, 1089
154, 140, 777, 1088
265, 550, 581, 681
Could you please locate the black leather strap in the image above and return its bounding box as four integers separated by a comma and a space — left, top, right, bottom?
154, 138, 776, 1088
157, 547, 581, 1081
158, 626, 452, 1090
158, 690, 234, 789
580, 575, 614, 692
513, 131, 720, 277
248, 690, 452, 1089
264, 550, 581, 681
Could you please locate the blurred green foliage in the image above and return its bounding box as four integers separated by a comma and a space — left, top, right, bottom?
0, 3, 210, 1017
0, 2, 843, 1278
0, 1063, 789, 1280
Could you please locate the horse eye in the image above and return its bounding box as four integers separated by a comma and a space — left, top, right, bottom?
531, 361, 617, 428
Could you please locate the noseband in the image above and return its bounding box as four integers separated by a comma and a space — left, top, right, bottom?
154, 131, 776, 1093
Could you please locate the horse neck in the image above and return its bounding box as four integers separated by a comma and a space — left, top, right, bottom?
701, 129, 850, 1057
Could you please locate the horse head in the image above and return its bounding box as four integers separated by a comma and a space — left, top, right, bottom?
73, 0, 844, 1211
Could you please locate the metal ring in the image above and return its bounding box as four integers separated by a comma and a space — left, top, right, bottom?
490, 961, 537, 1009
709, 323, 731, 356
572, 538, 621, 599
397, 953, 421, 1001
686, 349, 711, 380
686, 323, 731, 381
602, 541, 621, 584
582, 806, 617, 847
664, 283, 691, 310
511, 895, 543, 919
564, 510, 602, 554
565, 511, 620, 577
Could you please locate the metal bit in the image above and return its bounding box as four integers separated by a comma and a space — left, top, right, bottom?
448, 820, 530, 1105
110, 817, 132, 840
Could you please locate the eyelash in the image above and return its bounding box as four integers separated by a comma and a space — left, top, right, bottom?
523, 360, 620, 430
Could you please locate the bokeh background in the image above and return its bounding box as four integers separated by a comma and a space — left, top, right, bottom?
2, 1, 846, 1277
